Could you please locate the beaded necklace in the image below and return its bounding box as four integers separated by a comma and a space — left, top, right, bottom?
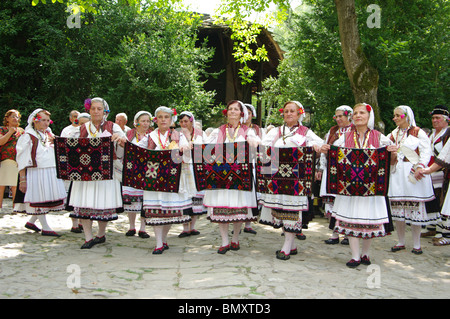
88, 122, 100, 137
394, 126, 410, 147
157, 129, 170, 149
226, 123, 240, 142
135, 130, 145, 143
35, 129, 48, 147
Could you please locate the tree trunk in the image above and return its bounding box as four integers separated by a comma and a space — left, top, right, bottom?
334, 0, 384, 131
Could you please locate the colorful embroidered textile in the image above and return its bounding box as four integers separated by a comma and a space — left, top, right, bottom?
192, 142, 253, 191
122, 141, 182, 193
326, 145, 390, 196
54, 137, 113, 181
256, 146, 315, 196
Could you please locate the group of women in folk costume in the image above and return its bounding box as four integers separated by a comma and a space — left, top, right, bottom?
4, 97, 448, 267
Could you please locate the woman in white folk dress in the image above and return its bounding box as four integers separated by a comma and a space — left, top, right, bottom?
177, 111, 207, 238
68, 98, 127, 249
319, 105, 353, 245
259, 101, 323, 260
243, 103, 264, 235
123, 111, 153, 239
203, 100, 259, 254
387, 105, 438, 254
322, 103, 397, 268
138, 106, 192, 254
14, 109, 66, 236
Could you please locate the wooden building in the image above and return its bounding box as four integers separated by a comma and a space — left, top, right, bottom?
197, 15, 284, 125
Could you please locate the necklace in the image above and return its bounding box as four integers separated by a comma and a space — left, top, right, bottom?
353, 130, 370, 148
88, 122, 100, 137
226, 123, 240, 142
35, 129, 48, 146
281, 124, 298, 145
157, 129, 170, 149
135, 130, 145, 143
394, 126, 409, 147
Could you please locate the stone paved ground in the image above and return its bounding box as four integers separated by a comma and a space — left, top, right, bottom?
0, 198, 448, 299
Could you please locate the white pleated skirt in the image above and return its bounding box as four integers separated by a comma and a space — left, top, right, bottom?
69, 179, 123, 210
204, 188, 257, 223
388, 161, 435, 201
332, 195, 389, 238
14, 167, 66, 215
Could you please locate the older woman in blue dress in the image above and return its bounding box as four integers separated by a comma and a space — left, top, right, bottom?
259, 101, 323, 260
387, 105, 436, 254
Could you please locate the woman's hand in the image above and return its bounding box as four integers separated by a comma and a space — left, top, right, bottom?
19, 181, 27, 194
387, 145, 399, 153
111, 134, 126, 147
315, 170, 323, 181
320, 144, 331, 154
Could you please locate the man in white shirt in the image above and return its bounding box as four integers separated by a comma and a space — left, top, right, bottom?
60, 110, 80, 138
115, 113, 131, 133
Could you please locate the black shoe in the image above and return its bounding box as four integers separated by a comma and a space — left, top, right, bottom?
276, 250, 290, 260
25, 222, 41, 233
346, 259, 361, 268
324, 238, 339, 245
341, 238, 349, 245
243, 227, 257, 235
41, 230, 61, 237
178, 231, 191, 238
125, 229, 136, 236
81, 239, 95, 249
138, 231, 150, 238
93, 236, 106, 244
296, 233, 306, 240
361, 255, 371, 265
71, 227, 82, 233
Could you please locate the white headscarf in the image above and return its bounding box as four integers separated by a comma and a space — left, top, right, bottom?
358, 103, 375, 130
77, 112, 91, 120
133, 111, 153, 127
87, 97, 110, 123
154, 106, 177, 124
335, 105, 353, 120
284, 101, 305, 125
179, 111, 196, 127
25, 108, 53, 135
395, 105, 416, 127
227, 100, 248, 124
26, 108, 43, 131
244, 103, 257, 118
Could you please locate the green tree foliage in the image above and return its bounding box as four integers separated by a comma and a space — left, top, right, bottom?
263, 0, 449, 135
0, 0, 216, 133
